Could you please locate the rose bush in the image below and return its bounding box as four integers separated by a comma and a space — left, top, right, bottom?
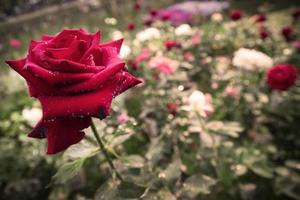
6, 29, 141, 154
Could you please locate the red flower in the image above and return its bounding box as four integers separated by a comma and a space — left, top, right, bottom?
254, 14, 266, 23
164, 40, 181, 50
267, 64, 298, 90
167, 102, 180, 115
230, 10, 243, 21
144, 18, 153, 27
9, 38, 21, 49
133, 2, 141, 10
260, 30, 269, 39
149, 8, 158, 17
126, 22, 135, 31
161, 12, 171, 21
6, 29, 141, 154
281, 26, 294, 41
292, 8, 300, 20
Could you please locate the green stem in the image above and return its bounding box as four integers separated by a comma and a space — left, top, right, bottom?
90, 120, 123, 182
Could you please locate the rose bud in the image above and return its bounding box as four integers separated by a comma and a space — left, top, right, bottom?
230, 10, 243, 21
9, 38, 21, 49
164, 40, 181, 50
267, 64, 298, 90
254, 14, 266, 23
133, 2, 141, 10
6, 29, 141, 154
292, 8, 300, 20
167, 102, 180, 115
260, 30, 269, 39
149, 8, 158, 17
126, 22, 135, 31
281, 26, 294, 41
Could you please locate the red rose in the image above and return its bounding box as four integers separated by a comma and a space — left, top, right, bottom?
281, 26, 294, 41
133, 2, 141, 10
164, 40, 181, 50
292, 8, 300, 20
230, 10, 242, 21
260, 30, 269, 39
6, 29, 141, 154
254, 14, 266, 23
149, 8, 158, 17
126, 22, 135, 31
267, 64, 298, 90
167, 102, 180, 115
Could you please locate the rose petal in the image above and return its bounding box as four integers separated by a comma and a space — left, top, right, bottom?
27, 62, 94, 85
79, 31, 101, 63
61, 62, 125, 93
115, 71, 143, 95
44, 57, 104, 73
6, 59, 59, 96
51, 29, 93, 48
95, 46, 122, 66
99, 38, 123, 53
46, 117, 91, 154
39, 82, 116, 119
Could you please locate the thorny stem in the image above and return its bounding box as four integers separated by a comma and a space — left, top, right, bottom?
90, 120, 123, 182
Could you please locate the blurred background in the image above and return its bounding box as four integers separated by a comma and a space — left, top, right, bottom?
1, 0, 300, 200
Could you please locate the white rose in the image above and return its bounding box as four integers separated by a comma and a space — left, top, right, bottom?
188, 90, 214, 118
175, 24, 193, 36
136, 28, 161, 42
232, 48, 273, 71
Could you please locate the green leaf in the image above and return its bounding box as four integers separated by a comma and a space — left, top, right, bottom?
109, 133, 134, 147
94, 180, 147, 200
181, 174, 217, 198
206, 121, 244, 138
117, 181, 147, 198
158, 189, 176, 200
161, 159, 181, 185
50, 157, 86, 185
49, 148, 99, 186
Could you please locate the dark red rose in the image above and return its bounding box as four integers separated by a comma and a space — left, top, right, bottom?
144, 18, 153, 27
230, 10, 243, 21
267, 64, 298, 90
260, 30, 269, 39
292, 8, 300, 20
167, 102, 180, 115
254, 14, 266, 23
133, 2, 141, 10
6, 29, 141, 154
149, 8, 158, 17
164, 40, 181, 50
281, 26, 294, 41
126, 22, 135, 31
